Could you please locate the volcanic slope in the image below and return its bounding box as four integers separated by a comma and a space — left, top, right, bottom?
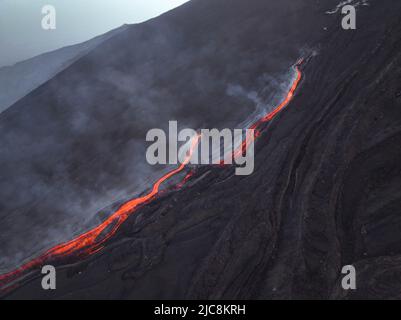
5, 0, 401, 299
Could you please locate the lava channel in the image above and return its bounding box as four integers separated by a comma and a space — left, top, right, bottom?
0, 59, 303, 292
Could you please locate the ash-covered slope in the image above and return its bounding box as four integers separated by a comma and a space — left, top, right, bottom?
0, 0, 334, 273
0, 26, 126, 113
6, 0, 401, 300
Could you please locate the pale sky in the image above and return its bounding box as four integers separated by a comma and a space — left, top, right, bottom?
0, 0, 190, 67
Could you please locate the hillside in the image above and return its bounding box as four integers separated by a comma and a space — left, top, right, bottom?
0, 26, 127, 113
2, 0, 401, 299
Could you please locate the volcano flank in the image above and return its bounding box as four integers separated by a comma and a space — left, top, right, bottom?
1, 0, 401, 300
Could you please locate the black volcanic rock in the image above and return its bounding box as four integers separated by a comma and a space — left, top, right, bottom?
3, 0, 401, 300
0, 0, 333, 273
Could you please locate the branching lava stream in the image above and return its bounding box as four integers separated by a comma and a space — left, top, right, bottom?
0, 60, 304, 292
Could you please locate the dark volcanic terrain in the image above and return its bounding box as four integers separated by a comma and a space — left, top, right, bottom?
2, 0, 401, 299
0, 0, 329, 274
0, 26, 127, 113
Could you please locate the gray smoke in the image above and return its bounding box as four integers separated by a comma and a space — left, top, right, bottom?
0, 0, 320, 273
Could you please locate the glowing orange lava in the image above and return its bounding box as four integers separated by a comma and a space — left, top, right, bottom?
0, 60, 303, 291
232, 60, 303, 159
0, 136, 201, 289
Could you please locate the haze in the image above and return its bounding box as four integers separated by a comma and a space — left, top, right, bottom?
0, 0, 189, 67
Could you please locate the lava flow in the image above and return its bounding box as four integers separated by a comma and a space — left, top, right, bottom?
232, 58, 303, 160
0, 60, 303, 291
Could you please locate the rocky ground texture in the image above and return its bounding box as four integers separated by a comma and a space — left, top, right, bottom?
3, 0, 401, 299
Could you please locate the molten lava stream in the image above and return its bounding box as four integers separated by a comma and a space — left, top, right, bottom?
0, 60, 303, 290
0, 136, 201, 288
230, 60, 303, 161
